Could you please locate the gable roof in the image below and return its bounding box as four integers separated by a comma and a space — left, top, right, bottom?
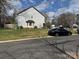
17, 6, 45, 17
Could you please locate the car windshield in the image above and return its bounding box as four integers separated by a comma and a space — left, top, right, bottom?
51, 28, 59, 31
51, 28, 68, 31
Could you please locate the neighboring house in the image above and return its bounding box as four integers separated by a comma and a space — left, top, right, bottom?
72, 24, 78, 32
72, 24, 78, 28
15, 7, 45, 28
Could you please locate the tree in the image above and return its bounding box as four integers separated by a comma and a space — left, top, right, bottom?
76, 14, 79, 25
0, 0, 16, 28
45, 21, 51, 29
57, 12, 76, 27
52, 17, 58, 26
0, 0, 5, 27
0, 0, 10, 27
42, 13, 51, 28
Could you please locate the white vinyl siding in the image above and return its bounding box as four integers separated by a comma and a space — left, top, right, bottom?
16, 7, 45, 28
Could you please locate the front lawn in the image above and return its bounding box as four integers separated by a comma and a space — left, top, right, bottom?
0, 28, 48, 41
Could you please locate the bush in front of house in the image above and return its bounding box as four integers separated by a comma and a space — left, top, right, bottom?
17, 26, 23, 29
34, 26, 38, 29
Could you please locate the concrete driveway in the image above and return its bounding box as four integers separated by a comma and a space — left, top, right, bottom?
0, 35, 79, 59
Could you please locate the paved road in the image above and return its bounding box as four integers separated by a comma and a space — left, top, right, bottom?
0, 35, 79, 59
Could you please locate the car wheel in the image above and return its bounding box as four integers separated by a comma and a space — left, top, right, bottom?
55, 33, 59, 36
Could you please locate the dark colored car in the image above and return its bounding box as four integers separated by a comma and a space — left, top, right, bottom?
77, 28, 79, 34
48, 28, 72, 36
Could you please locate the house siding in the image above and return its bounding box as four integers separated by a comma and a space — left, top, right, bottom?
15, 7, 45, 28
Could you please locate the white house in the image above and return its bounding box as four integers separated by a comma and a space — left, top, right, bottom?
15, 7, 45, 28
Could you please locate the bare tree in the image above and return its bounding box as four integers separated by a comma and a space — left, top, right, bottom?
76, 14, 79, 25
42, 13, 51, 28
0, 0, 16, 28
0, 0, 9, 27
57, 12, 76, 27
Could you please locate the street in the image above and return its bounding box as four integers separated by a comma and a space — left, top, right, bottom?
0, 35, 79, 59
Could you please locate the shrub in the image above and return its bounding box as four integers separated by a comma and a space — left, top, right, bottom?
17, 26, 23, 29
34, 26, 38, 29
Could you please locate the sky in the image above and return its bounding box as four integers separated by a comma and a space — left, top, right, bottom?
7, 0, 79, 17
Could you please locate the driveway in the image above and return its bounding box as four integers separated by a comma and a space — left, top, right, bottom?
0, 35, 79, 59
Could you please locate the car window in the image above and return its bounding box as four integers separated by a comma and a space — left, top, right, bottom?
58, 28, 66, 31
51, 28, 57, 31
61, 29, 68, 32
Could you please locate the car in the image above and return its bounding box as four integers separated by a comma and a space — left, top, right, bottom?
77, 28, 79, 34
48, 27, 72, 36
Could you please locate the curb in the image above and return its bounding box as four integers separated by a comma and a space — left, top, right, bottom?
72, 34, 78, 35
0, 34, 78, 43
0, 36, 52, 43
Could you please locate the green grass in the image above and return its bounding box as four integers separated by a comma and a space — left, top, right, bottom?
0, 28, 48, 41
